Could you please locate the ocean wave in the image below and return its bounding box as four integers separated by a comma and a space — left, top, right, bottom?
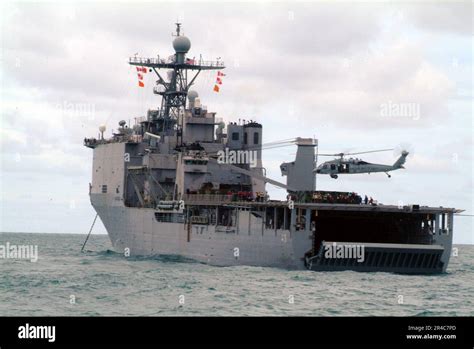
0, 234, 473, 316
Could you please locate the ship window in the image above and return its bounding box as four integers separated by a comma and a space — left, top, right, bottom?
253, 132, 259, 145
155, 212, 172, 222
155, 212, 184, 223
185, 159, 208, 165
232, 132, 239, 141
101, 185, 107, 193
440, 213, 449, 234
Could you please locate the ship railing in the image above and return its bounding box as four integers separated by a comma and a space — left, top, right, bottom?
84, 137, 113, 148
129, 57, 162, 65
129, 56, 225, 68
182, 194, 232, 204
193, 60, 225, 68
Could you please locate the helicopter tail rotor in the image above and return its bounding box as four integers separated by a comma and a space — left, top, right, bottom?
394, 143, 415, 158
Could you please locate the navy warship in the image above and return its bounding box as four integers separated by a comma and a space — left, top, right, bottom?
84, 24, 459, 274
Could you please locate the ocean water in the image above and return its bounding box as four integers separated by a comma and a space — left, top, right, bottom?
0, 232, 473, 316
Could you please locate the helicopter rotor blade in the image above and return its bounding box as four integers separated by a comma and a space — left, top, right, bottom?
343, 148, 394, 156
318, 149, 393, 157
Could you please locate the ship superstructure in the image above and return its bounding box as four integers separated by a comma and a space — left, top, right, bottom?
84, 24, 459, 274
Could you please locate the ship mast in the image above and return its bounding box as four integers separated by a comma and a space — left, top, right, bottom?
128, 23, 225, 145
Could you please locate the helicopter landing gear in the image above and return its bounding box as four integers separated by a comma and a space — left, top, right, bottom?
330, 174, 338, 179
385, 172, 391, 178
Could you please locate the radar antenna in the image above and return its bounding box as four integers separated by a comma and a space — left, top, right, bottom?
175, 22, 181, 36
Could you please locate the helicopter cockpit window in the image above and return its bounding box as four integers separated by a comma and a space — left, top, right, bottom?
330, 164, 336, 170
323, 165, 328, 169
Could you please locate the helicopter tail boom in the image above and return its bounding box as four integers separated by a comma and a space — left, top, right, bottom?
393, 151, 409, 169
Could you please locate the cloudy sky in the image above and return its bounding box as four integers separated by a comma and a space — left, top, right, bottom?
1, 1, 472, 243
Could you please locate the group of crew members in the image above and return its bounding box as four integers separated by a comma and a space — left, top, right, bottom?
285, 191, 377, 205
225, 191, 266, 202
188, 188, 376, 205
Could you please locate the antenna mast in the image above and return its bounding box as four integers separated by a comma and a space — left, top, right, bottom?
128, 24, 225, 145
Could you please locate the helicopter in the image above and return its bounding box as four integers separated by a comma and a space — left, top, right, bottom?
314, 149, 409, 179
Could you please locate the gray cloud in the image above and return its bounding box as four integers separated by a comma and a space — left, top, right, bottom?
406, 2, 473, 35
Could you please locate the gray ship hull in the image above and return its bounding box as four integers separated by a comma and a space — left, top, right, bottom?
91, 194, 311, 269
91, 192, 454, 273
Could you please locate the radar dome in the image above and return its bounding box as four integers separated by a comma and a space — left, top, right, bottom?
173, 35, 191, 53
99, 125, 106, 133
187, 90, 198, 100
